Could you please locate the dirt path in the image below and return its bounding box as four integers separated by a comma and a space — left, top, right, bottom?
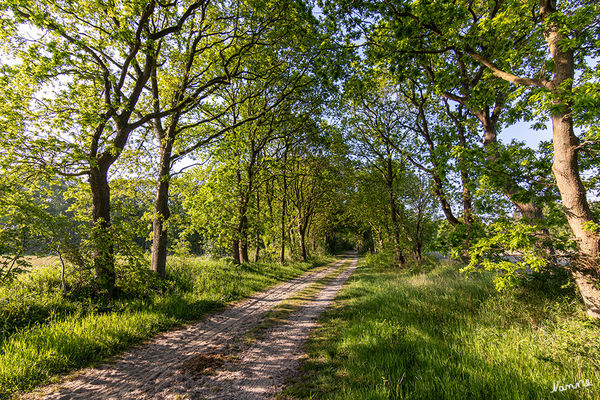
28, 255, 357, 400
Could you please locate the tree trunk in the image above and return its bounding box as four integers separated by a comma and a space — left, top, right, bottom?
417, 104, 461, 226
298, 222, 307, 261
456, 119, 474, 225
280, 152, 288, 264
543, 4, 598, 260
254, 242, 260, 263
253, 191, 261, 263
289, 225, 295, 256
239, 213, 249, 263
386, 158, 405, 267
231, 237, 241, 264
541, 0, 599, 317
414, 193, 424, 262
389, 192, 405, 267
151, 141, 172, 279
432, 173, 461, 226
551, 113, 598, 257
572, 270, 600, 319
280, 199, 286, 264
89, 164, 116, 296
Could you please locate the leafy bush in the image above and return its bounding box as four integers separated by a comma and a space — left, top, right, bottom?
115, 258, 166, 299
462, 218, 577, 291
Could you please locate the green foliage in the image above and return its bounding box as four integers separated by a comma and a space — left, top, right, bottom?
433, 219, 485, 257
462, 220, 548, 290
0, 0, 598, 396
461, 217, 576, 291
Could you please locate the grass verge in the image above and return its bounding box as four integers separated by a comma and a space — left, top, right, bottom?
282, 256, 600, 400
0, 255, 332, 399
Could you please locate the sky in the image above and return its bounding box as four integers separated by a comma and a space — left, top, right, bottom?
502, 121, 553, 149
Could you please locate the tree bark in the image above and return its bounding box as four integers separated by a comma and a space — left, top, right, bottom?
386, 157, 405, 267
414, 189, 424, 262
254, 242, 260, 263
150, 138, 173, 279
448, 105, 474, 225
89, 163, 115, 296
541, 1, 598, 259
415, 102, 462, 226
231, 237, 241, 264
254, 192, 261, 263
239, 212, 249, 263
298, 221, 308, 261
541, 0, 599, 317
280, 156, 288, 264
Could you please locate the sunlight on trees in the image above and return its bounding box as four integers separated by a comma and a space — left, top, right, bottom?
0, 0, 599, 322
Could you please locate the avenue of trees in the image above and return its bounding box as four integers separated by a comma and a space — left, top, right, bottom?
1, 0, 599, 317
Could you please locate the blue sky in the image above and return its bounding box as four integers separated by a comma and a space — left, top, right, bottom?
502, 121, 552, 149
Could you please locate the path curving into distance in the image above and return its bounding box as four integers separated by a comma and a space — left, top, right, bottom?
26, 254, 358, 400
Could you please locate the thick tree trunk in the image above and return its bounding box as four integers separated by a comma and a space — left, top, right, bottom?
551, 115, 598, 257
541, 1, 599, 317
151, 142, 172, 279
543, 8, 598, 260
572, 270, 600, 319
89, 164, 115, 296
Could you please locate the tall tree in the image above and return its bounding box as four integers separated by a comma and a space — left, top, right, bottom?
1, 0, 208, 295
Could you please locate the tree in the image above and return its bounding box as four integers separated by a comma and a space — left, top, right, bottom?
146, 0, 294, 276
344, 75, 411, 266
378, 0, 600, 315
324, 0, 600, 317
1, 0, 209, 295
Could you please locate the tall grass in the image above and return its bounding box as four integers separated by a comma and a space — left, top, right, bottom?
285, 255, 600, 400
0, 255, 330, 398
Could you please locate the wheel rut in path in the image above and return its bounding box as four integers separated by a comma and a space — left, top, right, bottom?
28, 255, 357, 400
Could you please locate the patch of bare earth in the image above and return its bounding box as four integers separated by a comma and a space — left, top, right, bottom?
23, 255, 357, 400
